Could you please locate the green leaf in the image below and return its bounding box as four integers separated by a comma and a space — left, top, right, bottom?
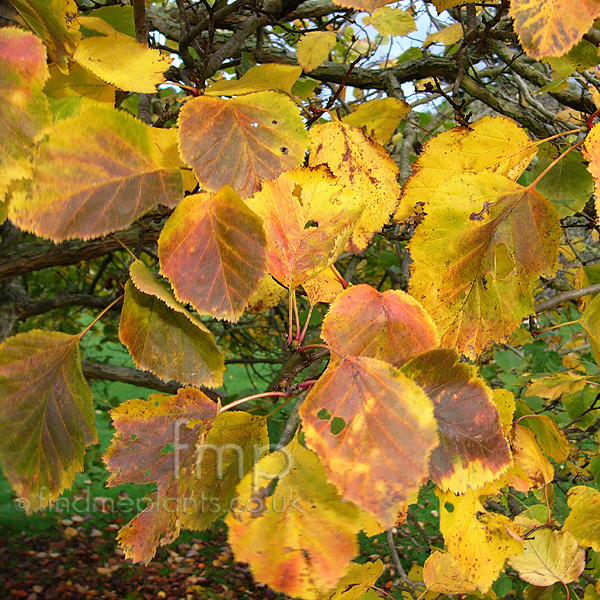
0, 330, 98, 511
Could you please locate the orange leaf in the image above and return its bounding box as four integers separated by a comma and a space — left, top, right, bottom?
299, 356, 437, 526
158, 186, 268, 322
178, 91, 309, 198
321, 284, 438, 367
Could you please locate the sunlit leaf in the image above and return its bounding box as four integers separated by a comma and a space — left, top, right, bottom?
510, 0, 600, 59
303, 266, 345, 305
564, 485, 600, 552
104, 387, 218, 563
322, 560, 383, 600
245, 166, 363, 289
45, 62, 116, 104
438, 487, 524, 592
409, 171, 559, 357
321, 284, 438, 367
403, 348, 511, 493
205, 64, 302, 96
159, 186, 268, 321
9, 104, 183, 242
509, 528, 585, 586
310, 120, 400, 252
0, 28, 51, 200
119, 261, 224, 388
397, 116, 537, 222
424, 22, 463, 47
432, 0, 478, 12
580, 294, 600, 367
583, 123, 600, 226
332, 0, 392, 13
300, 356, 437, 526
515, 405, 570, 463
423, 551, 477, 594
74, 17, 170, 92
341, 98, 410, 145
0, 330, 98, 512
297, 31, 337, 72
362, 7, 416, 37
178, 91, 309, 198
492, 388, 516, 436
246, 274, 287, 313
511, 424, 554, 488
10, 0, 80, 72
226, 439, 365, 600
525, 372, 588, 401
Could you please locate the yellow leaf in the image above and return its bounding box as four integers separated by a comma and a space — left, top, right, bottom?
564, 485, 600, 552
226, 439, 365, 600
432, 0, 478, 12
509, 528, 585, 586
438, 487, 524, 592
10, 0, 80, 72
424, 22, 463, 47
205, 63, 302, 96
45, 63, 116, 104
525, 372, 588, 401
149, 126, 197, 192
297, 31, 337, 72
510, 0, 600, 59
321, 560, 383, 600
332, 0, 392, 14
362, 7, 416, 37
408, 172, 559, 357
246, 275, 287, 313
583, 123, 600, 225
245, 166, 363, 289
74, 23, 170, 92
310, 120, 400, 252
342, 97, 410, 145
423, 551, 478, 594
511, 425, 554, 488
491, 389, 516, 437
397, 116, 537, 222
580, 294, 600, 367
302, 266, 345, 305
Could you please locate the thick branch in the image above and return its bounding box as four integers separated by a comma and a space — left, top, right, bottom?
535, 283, 600, 314
15, 294, 116, 320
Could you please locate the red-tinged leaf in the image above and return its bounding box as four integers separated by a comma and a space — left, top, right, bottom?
10, 0, 80, 72
104, 387, 218, 562
321, 284, 439, 367
402, 349, 511, 493
245, 167, 363, 288
158, 186, 268, 322
178, 91, 309, 198
226, 439, 365, 600
9, 104, 183, 242
309, 120, 400, 252
299, 356, 438, 526
0, 330, 98, 512
0, 28, 51, 200
583, 124, 600, 228
119, 261, 224, 388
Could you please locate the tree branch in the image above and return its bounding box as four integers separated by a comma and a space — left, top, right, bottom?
535, 283, 600, 314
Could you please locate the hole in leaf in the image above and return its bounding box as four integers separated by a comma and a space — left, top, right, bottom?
251, 122, 258, 128
304, 220, 319, 229
330, 416, 346, 435
130, 434, 137, 441
144, 469, 150, 477
272, 119, 278, 125
444, 501, 455, 513
280, 147, 289, 155
161, 443, 175, 455
317, 408, 331, 420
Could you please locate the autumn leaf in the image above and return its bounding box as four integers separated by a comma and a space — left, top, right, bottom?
492, 388, 516, 437
580, 294, 600, 367
45, 63, 116, 105
0, 28, 51, 201
409, 171, 559, 357
583, 123, 600, 225
510, 0, 600, 59
509, 528, 585, 586
515, 403, 570, 463
178, 91, 309, 198
341, 97, 410, 145
302, 266, 345, 305
9, 103, 183, 242
0, 331, 98, 512
297, 31, 337, 72
423, 551, 477, 594
332, 0, 392, 13
525, 372, 588, 401
104, 387, 218, 563
299, 356, 438, 526
321, 284, 438, 367
432, 0, 478, 12
74, 16, 170, 92
511, 425, 554, 489
397, 116, 537, 222
564, 486, 600, 552
226, 439, 365, 600
10, 0, 80, 72
205, 64, 302, 96
362, 7, 416, 37
245, 166, 363, 289
403, 348, 511, 492
322, 560, 383, 600
246, 274, 287, 313
158, 186, 268, 322
438, 487, 524, 591
119, 261, 224, 388
309, 120, 401, 252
